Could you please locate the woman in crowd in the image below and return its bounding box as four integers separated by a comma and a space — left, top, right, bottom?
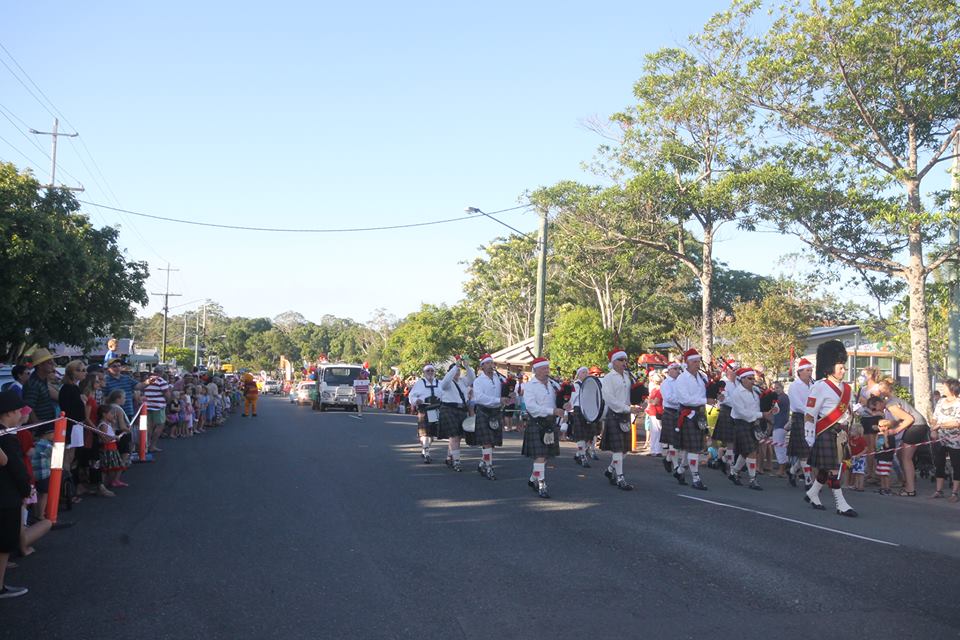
858, 367, 883, 482
80, 374, 113, 498
58, 360, 87, 504
876, 379, 929, 497
931, 378, 960, 502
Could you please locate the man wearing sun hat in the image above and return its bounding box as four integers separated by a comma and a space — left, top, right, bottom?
22, 348, 58, 425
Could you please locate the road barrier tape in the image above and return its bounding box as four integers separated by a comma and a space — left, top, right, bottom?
0, 416, 61, 436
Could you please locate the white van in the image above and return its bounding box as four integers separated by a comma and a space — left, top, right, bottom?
315, 363, 363, 412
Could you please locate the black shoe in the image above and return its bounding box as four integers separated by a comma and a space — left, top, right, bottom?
423, 454, 431, 464
241, 414, 246, 418
252, 413, 257, 417
486, 468, 496, 480
748, 480, 763, 491
804, 495, 826, 510
528, 479, 538, 491
477, 462, 487, 478
604, 468, 616, 485
691, 479, 707, 491
538, 482, 550, 499
728, 473, 742, 486
787, 471, 797, 487
574, 454, 581, 464
837, 508, 858, 518
445, 457, 453, 468
662, 458, 673, 473
674, 470, 687, 486
453, 462, 462, 472
616, 476, 634, 491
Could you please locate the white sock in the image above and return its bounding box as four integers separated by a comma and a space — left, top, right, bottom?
452, 449, 461, 462
612, 452, 624, 476
676, 450, 688, 473
533, 462, 546, 483
802, 464, 812, 485
723, 449, 735, 466
577, 441, 586, 456
732, 455, 746, 473
482, 447, 493, 467
687, 452, 700, 481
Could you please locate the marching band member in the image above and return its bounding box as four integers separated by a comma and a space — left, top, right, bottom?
713, 362, 738, 473
660, 362, 682, 474
409, 364, 442, 464
673, 348, 709, 490
804, 340, 857, 517
471, 354, 511, 481
439, 357, 475, 472
522, 357, 565, 498
586, 366, 604, 460
786, 358, 815, 488
727, 367, 775, 490
601, 349, 640, 491
567, 366, 596, 467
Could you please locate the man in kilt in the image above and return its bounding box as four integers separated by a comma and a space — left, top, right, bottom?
471, 354, 513, 480
438, 357, 475, 472
673, 349, 709, 490
727, 368, 775, 491
409, 364, 442, 464
713, 364, 738, 474
601, 349, 640, 491
659, 362, 681, 474
804, 340, 857, 517
522, 357, 565, 498
786, 358, 815, 488
568, 367, 600, 467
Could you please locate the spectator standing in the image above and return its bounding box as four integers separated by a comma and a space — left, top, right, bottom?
0, 390, 32, 599
58, 361, 87, 503
103, 359, 139, 423
877, 379, 929, 497
771, 382, 791, 477
645, 371, 664, 456
79, 374, 113, 497
22, 349, 58, 426
142, 372, 170, 452
2, 365, 28, 397
931, 378, 960, 502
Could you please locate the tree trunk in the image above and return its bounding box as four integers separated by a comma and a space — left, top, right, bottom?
700, 225, 715, 365
906, 225, 933, 418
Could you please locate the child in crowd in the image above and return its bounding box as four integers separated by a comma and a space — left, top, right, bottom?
28, 430, 52, 522
182, 389, 194, 436
106, 390, 133, 470
97, 404, 127, 489
847, 422, 867, 492
197, 386, 209, 433
868, 395, 896, 495
167, 392, 181, 438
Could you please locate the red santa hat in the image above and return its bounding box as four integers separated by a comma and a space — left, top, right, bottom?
608, 348, 627, 363
531, 357, 550, 370
666, 362, 682, 371
682, 348, 701, 362
736, 367, 756, 380
479, 353, 494, 365
796, 358, 813, 372
724, 359, 738, 370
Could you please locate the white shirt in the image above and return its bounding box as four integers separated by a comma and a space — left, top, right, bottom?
472, 371, 502, 409
660, 375, 679, 410
804, 378, 851, 427
408, 376, 441, 407
720, 376, 738, 407
440, 365, 474, 405
522, 377, 559, 418
674, 370, 707, 407
787, 377, 813, 413
602, 370, 631, 415
730, 384, 762, 422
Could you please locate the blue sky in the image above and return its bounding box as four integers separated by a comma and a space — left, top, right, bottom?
2, 1, 916, 325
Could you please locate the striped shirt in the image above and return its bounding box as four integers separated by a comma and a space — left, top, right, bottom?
143, 377, 170, 410
104, 373, 138, 418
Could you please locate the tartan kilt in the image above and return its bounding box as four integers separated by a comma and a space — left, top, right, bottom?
732, 419, 758, 457
522, 416, 560, 458
417, 411, 439, 438
437, 404, 466, 439
679, 410, 706, 452
600, 411, 632, 452
567, 407, 601, 441
786, 412, 810, 458
808, 426, 840, 470
660, 408, 678, 448
471, 406, 503, 447
713, 405, 735, 444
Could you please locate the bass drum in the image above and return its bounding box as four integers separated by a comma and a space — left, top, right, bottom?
577, 375, 605, 423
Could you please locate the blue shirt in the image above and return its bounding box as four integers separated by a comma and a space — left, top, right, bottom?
104, 372, 137, 419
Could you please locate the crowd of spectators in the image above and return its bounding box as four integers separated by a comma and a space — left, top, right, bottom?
0, 346, 241, 599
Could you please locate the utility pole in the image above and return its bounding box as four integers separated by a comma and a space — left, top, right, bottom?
182, 312, 188, 348
193, 304, 203, 369
533, 206, 548, 357
151, 264, 181, 364
948, 135, 960, 378
29, 118, 83, 192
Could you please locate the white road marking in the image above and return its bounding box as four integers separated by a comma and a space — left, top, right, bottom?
678, 494, 900, 547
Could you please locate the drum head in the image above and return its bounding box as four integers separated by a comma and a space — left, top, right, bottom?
578, 376, 604, 423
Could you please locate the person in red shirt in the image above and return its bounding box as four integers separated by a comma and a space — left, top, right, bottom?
847, 423, 868, 492
645, 371, 665, 456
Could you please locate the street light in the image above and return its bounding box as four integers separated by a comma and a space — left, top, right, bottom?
466, 205, 548, 357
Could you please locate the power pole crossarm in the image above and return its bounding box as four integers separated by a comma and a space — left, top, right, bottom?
152, 264, 181, 364
29, 118, 83, 192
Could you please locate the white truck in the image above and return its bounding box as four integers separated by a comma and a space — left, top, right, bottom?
313, 363, 364, 412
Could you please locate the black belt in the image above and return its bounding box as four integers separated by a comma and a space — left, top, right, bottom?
476, 405, 501, 414
441, 402, 464, 409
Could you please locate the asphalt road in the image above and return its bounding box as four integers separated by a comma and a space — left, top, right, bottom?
4, 396, 960, 639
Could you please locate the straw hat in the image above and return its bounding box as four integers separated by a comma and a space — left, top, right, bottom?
29, 348, 54, 366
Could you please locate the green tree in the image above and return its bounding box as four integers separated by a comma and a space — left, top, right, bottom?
724, 0, 960, 414
382, 304, 491, 375
0, 163, 149, 359
546, 307, 612, 376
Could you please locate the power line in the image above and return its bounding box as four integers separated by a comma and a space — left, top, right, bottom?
77, 201, 531, 234
0, 132, 46, 170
